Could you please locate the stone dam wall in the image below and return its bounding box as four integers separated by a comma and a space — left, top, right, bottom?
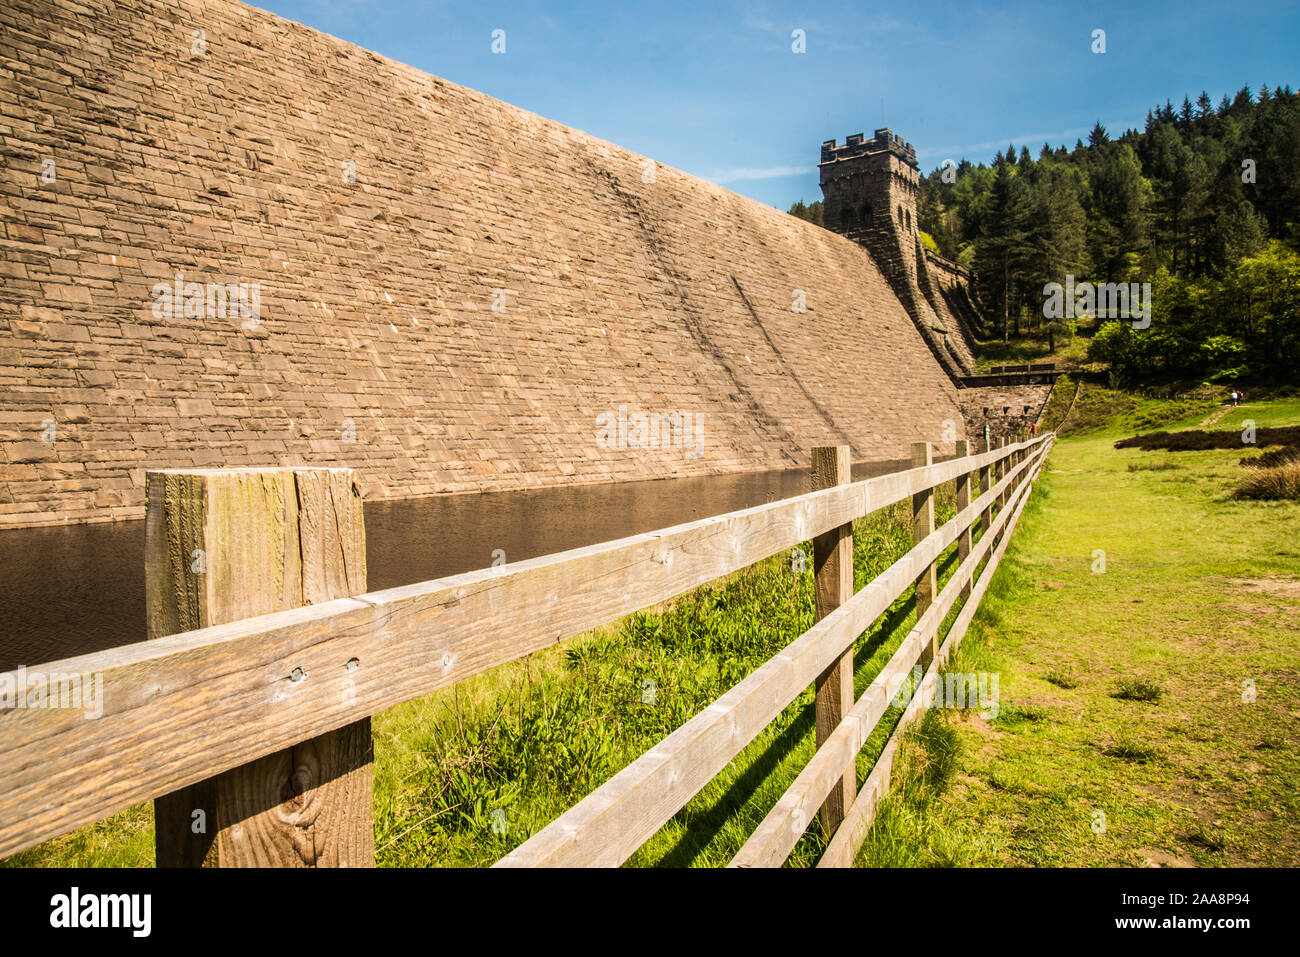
957, 374, 1058, 439
0, 0, 972, 529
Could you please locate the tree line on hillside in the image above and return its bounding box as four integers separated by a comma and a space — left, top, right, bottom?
789, 85, 1300, 384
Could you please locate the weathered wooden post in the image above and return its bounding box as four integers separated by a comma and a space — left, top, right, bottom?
997, 437, 1009, 511
145, 467, 373, 867
811, 446, 856, 834
910, 442, 938, 662
954, 439, 972, 602
978, 437, 993, 542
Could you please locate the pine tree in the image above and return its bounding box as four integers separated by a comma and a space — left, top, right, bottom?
974, 161, 1034, 340
914, 79, 1300, 377
787, 200, 824, 227
1088, 145, 1151, 280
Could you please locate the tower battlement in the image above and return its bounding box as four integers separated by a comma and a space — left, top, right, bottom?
818, 125, 920, 241
819, 129, 917, 168
818, 124, 976, 378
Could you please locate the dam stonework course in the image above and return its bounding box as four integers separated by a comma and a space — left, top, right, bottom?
0, 0, 1039, 529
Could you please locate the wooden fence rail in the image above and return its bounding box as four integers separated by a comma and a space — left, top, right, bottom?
730, 445, 1044, 867
499, 437, 1051, 867
0, 433, 1053, 864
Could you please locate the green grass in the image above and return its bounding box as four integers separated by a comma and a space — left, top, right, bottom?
1233, 461, 1300, 501
372, 492, 974, 868
1127, 460, 1182, 472
6, 487, 979, 868
1103, 738, 1163, 764
10, 393, 1298, 869
1038, 373, 1078, 433
1044, 667, 1080, 689
855, 395, 1300, 867
1057, 381, 1228, 437
1113, 678, 1165, 703
971, 322, 1094, 374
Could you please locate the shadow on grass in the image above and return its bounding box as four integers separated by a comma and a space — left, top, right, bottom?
648, 699, 817, 867
646, 584, 923, 866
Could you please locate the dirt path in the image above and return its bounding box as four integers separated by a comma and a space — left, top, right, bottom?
1199, 405, 1231, 426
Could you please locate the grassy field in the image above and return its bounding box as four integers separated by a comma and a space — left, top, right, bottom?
4, 487, 976, 868
6, 395, 1295, 869
859, 395, 1300, 866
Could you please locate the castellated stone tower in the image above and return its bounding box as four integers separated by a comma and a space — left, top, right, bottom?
820, 129, 975, 377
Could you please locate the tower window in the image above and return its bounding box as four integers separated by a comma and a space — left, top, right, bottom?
859, 205, 872, 227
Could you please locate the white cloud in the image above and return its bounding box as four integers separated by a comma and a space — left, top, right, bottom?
742, 16, 779, 35
703, 165, 813, 184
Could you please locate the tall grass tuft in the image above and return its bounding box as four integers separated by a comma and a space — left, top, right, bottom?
1113, 678, 1164, 703
1232, 461, 1300, 500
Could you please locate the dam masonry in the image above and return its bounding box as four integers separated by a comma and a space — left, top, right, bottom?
819, 128, 1059, 443
0, 0, 1054, 530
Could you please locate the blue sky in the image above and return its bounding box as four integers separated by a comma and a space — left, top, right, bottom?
259, 0, 1300, 210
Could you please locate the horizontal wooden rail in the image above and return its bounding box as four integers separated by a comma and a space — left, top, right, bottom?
0, 435, 1049, 859
727, 442, 1048, 868
817, 446, 1046, 867
495, 442, 1047, 867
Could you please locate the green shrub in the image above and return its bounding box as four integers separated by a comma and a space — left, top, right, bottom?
1103, 737, 1161, 763
1113, 678, 1163, 703
1044, 668, 1079, 689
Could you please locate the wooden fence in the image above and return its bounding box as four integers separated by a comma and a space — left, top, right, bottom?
0, 433, 1052, 866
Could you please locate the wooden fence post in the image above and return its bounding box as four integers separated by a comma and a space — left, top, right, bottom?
978, 437, 993, 541
811, 446, 856, 834
145, 467, 374, 867
955, 439, 972, 602
997, 437, 1009, 510
910, 442, 938, 663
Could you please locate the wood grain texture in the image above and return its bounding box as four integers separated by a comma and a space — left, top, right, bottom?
978, 437, 993, 541
818, 437, 1051, 867
729, 443, 1049, 868
495, 443, 1047, 868
997, 438, 1010, 509
954, 440, 973, 602
811, 446, 855, 833
0, 439, 1050, 858
910, 442, 938, 663
146, 468, 373, 868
